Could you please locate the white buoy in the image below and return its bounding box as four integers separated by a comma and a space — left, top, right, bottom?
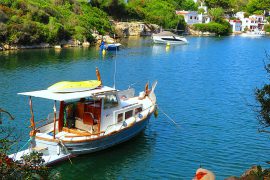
193, 168, 215, 180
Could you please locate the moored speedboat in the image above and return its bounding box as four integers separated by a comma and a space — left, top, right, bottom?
152, 31, 188, 45
9, 68, 157, 165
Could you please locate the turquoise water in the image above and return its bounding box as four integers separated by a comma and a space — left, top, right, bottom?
1, 36, 270, 179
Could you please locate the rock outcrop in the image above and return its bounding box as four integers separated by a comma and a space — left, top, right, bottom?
114, 21, 159, 37
225, 165, 270, 180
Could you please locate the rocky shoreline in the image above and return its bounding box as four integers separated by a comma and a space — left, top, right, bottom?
1, 21, 268, 51
0, 21, 160, 51
225, 165, 270, 180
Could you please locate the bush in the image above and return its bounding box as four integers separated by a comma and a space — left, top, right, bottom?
264, 24, 270, 33
0, 0, 113, 45
193, 21, 231, 35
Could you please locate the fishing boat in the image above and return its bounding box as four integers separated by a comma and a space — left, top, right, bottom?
9, 68, 157, 165
152, 31, 188, 45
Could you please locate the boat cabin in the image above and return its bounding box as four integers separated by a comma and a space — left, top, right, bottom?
19, 86, 143, 139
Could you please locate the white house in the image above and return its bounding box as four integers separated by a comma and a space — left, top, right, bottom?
235, 12, 267, 31
176, 11, 200, 24
228, 19, 242, 32
235, 12, 245, 19
241, 17, 258, 31
249, 15, 266, 30
176, 10, 211, 24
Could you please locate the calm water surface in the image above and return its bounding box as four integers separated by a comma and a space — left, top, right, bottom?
1, 36, 270, 179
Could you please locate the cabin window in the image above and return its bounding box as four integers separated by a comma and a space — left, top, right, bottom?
103, 94, 118, 109
135, 107, 142, 114
125, 110, 133, 120
117, 113, 123, 123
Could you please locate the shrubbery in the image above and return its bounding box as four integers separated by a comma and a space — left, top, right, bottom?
193, 21, 231, 35
0, 0, 112, 45
264, 24, 270, 33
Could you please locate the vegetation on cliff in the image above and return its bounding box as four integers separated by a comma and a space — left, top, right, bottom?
0, 0, 112, 45
204, 0, 270, 14
90, 0, 198, 31
0, 0, 270, 46
0, 0, 196, 46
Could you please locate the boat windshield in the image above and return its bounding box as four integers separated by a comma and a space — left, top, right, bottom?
161, 38, 183, 41
103, 94, 118, 109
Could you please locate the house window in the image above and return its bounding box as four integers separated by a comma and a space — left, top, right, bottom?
125, 110, 133, 120
103, 94, 118, 109
135, 107, 142, 114
190, 16, 192, 19
117, 113, 123, 123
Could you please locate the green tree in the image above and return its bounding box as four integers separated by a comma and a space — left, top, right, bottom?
246, 0, 270, 14
181, 0, 198, 11
256, 55, 270, 129
204, 0, 233, 9
208, 7, 224, 23
198, 8, 205, 14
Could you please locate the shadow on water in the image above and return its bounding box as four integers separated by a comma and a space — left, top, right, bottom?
0, 47, 101, 71
54, 128, 157, 179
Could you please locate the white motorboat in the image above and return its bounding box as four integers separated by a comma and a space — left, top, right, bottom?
9, 68, 157, 165
152, 31, 188, 45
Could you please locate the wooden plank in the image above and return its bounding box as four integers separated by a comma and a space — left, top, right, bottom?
62, 127, 92, 136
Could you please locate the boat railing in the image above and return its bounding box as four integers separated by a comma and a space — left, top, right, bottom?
35, 112, 59, 127
103, 104, 156, 135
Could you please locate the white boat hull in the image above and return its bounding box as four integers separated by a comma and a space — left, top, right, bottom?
64, 117, 150, 155
10, 115, 152, 165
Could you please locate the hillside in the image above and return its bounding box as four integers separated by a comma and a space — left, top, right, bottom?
0, 0, 269, 47
0, 0, 111, 45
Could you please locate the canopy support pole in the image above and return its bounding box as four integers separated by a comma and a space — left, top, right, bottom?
53, 100, 57, 139
29, 96, 35, 130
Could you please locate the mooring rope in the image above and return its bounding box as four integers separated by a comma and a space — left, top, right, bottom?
18, 137, 32, 152
59, 140, 73, 165
157, 105, 180, 128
